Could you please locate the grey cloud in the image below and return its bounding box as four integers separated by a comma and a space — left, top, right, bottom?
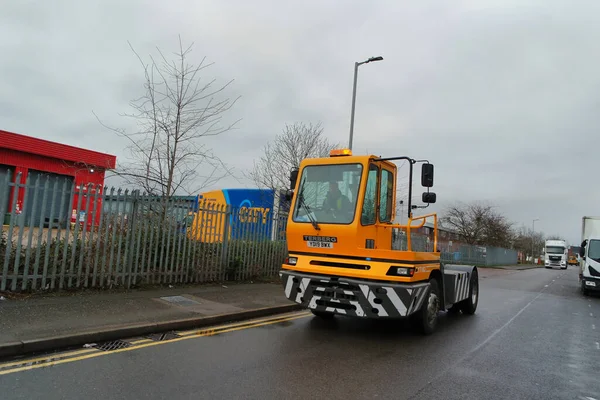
1, 0, 598, 243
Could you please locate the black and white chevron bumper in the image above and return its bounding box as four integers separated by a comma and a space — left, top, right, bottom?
279, 270, 429, 318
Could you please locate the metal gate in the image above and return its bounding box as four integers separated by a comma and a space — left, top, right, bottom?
22, 170, 74, 228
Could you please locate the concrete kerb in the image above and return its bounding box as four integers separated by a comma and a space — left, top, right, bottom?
0, 303, 304, 359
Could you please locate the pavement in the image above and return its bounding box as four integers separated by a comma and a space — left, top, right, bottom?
0, 281, 301, 357
2, 265, 599, 399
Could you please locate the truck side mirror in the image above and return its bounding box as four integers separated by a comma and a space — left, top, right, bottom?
579, 247, 585, 257
290, 169, 299, 190
284, 190, 293, 202
422, 192, 436, 204
421, 164, 434, 187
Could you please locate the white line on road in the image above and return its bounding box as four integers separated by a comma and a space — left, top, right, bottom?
545, 285, 549, 288
408, 289, 547, 400
590, 313, 594, 317
468, 291, 545, 358
593, 324, 596, 330
596, 342, 599, 350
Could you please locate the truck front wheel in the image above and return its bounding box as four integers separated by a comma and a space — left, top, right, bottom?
414, 279, 440, 335
582, 283, 589, 296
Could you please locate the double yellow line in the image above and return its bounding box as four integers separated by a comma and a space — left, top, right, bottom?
0, 311, 310, 376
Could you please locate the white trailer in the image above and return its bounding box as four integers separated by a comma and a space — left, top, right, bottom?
579, 216, 600, 295
544, 239, 568, 269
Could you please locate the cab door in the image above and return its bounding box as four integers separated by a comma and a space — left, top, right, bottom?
357, 162, 395, 250
376, 166, 396, 250
358, 163, 379, 249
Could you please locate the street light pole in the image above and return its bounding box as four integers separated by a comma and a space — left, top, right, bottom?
532, 218, 539, 264
348, 56, 383, 151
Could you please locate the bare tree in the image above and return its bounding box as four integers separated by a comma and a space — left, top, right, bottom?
96, 36, 240, 197
442, 201, 513, 247
247, 122, 339, 192
512, 226, 545, 258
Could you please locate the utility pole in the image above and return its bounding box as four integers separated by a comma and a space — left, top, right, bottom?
532, 218, 539, 264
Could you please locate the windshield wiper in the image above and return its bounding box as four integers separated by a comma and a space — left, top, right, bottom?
298, 191, 320, 231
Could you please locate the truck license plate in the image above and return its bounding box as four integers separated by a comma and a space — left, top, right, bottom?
585, 281, 596, 287
307, 241, 333, 248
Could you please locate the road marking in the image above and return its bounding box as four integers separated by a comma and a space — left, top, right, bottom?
0, 337, 155, 371
596, 342, 599, 350
466, 291, 545, 359
408, 289, 546, 400
0, 349, 97, 369
593, 324, 596, 330
0, 312, 310, 376
178, 313, 306, 336
544, 285, 549, 288
591, 313, 594, 317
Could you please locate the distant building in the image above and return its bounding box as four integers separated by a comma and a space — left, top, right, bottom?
413, 221, 462, 243
0, 129, 116, 227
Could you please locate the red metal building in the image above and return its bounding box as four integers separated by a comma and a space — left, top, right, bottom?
0, 129, 116, 227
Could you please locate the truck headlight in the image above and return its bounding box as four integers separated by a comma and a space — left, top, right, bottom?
387, 266, 415, 277
285, 257, 297, 265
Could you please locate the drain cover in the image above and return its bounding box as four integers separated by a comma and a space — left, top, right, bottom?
146, 331, 181, 341
159, 295, 200, 306
94, 340, 132, 352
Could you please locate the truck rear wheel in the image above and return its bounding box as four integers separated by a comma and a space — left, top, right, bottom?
414, 279, 440, 335
458, 269, 479, 315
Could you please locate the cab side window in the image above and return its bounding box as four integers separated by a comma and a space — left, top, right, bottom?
361, 164, 379, 225
379, 169, 394, 223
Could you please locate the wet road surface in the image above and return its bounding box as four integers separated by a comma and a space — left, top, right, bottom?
1, 267, 599, 400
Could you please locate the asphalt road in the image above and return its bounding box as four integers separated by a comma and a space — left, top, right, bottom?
2, 267, 599, 400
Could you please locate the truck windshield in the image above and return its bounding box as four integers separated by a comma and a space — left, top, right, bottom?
546, 246, 565, 254
292, 163, 363, 225
588, 240, 600, 261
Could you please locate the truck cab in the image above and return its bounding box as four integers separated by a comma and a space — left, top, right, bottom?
279, 149, 479, 334
579, 236, 600, 295
544, 239, 568, 269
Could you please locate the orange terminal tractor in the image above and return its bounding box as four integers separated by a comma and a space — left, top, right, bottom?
279, 149, 479, 334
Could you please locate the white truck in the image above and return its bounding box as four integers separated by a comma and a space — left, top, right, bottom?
544, 239, 568, 269
579, 216, 600, 296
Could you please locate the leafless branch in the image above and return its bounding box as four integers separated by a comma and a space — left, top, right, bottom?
246, 121, 339, 192
93, 36, 240, 197
441, 201, 514, 247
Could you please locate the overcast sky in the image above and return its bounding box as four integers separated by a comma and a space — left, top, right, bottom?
1, 0, 598, 244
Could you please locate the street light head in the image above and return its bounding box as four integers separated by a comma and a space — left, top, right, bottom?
367, 56, 384, 63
